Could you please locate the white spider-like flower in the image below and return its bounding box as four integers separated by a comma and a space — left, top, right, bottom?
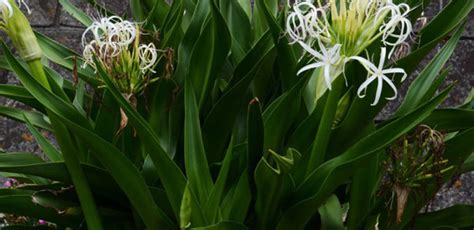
138, 43, 158, 73
304, 4, 330, 38
348, 47, 407, 106
297, 39, 342, 90
81, 16, 118, 47
112, 20, 137, 47
82, 41, 96, 69
379, 3, 412, 57
287, 2, 313, 42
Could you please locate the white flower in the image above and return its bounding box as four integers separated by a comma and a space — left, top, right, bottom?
287, 2, 314, 42
379, 3, 412, 57
348, 47, 407, 106
81, 16, 118, 47
296, 39, 342, 90
138, 43, 158, 73
112, 20, 137, 47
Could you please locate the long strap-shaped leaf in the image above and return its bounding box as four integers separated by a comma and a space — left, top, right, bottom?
202, 31, 274, 164
58, 0, 93, 26
95, 58, 207, 224
0, 190, 82, 227
276, 85, 453, 229
395, 24, 464, 116
24, 116, 62, 162
0, 154, 127, 204
2, 42, 172, 229
0, 105, 51, 130
413, 205, 474, 230
184, 78, 214, 205
2, 40, 105, 229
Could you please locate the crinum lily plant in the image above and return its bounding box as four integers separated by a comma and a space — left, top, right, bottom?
288, 0, 411, 106
0, 0, 473, 229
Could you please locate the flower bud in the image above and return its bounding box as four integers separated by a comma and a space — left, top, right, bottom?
2, 0, 42, 61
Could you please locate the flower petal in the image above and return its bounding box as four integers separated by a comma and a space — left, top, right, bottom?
297, 62, 325, 75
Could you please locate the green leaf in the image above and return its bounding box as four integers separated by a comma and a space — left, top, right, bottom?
204, 138, 234, 222
58, 0, 93, 26
276, 85, 453, 229
319, 195, 344, 230
255, 148, 301, 229
0, 84, 43, 111
130, 0, 147, 21
188, 1, 231, 108
50, 118, 175, 229
346, 125, 381, 230
184, 78, 213, 204
174, 0, 211, 85
0, 190, 81, 226
95, 59, 191, 223
24, 115, 62, 162
462, 153, 474, 173
0, 106, 51, 131
161, 0, 184, 48
257, 0, 298, 90
252, 0, 278, 42
247, 98, 264, 175
263, 76, 307, 152
144, 0, 170, 28
219, 0, 252, 62
0, 155, 127, 203
413, 205, 474, 230
221, 171, 251, 222
419, 1, 474, 47
306, 78, 345, 175
5, 43, 173, 228
35, 32, 99, 86
422, 109, 474, 132
202, 31, 274, 163
395, 24, 464, 116
191, 221, 248, 230
180, 183, 192, 229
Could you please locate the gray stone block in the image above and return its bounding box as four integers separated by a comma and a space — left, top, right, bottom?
24, 0, 58, 27
59, 0, 131, 27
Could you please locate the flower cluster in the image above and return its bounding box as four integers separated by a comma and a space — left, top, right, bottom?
81, 16, 159, 95
287, 0, 413, 105
382, 125, 452, 224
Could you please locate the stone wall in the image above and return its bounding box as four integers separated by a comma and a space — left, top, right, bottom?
0, 0, 473, 210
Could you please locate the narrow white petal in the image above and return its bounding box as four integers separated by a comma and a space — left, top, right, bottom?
372, 76, 384, 106
378, 47, 387, 70
348, 56, 377, 73
324, 65, 332, 90
297, 62, 325, 75
298, 41, 324, 60
382, 75, 398, 100
357, 75, 377, 98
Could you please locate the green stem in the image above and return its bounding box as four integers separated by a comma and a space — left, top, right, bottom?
305, 78, 344, 177
28, 59, 104, 230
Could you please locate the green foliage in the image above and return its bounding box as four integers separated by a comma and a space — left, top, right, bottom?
0, 0, 473, 229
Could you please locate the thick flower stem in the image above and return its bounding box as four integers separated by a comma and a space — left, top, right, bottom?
305, 78, 344, 177
27, 59, 104, 230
